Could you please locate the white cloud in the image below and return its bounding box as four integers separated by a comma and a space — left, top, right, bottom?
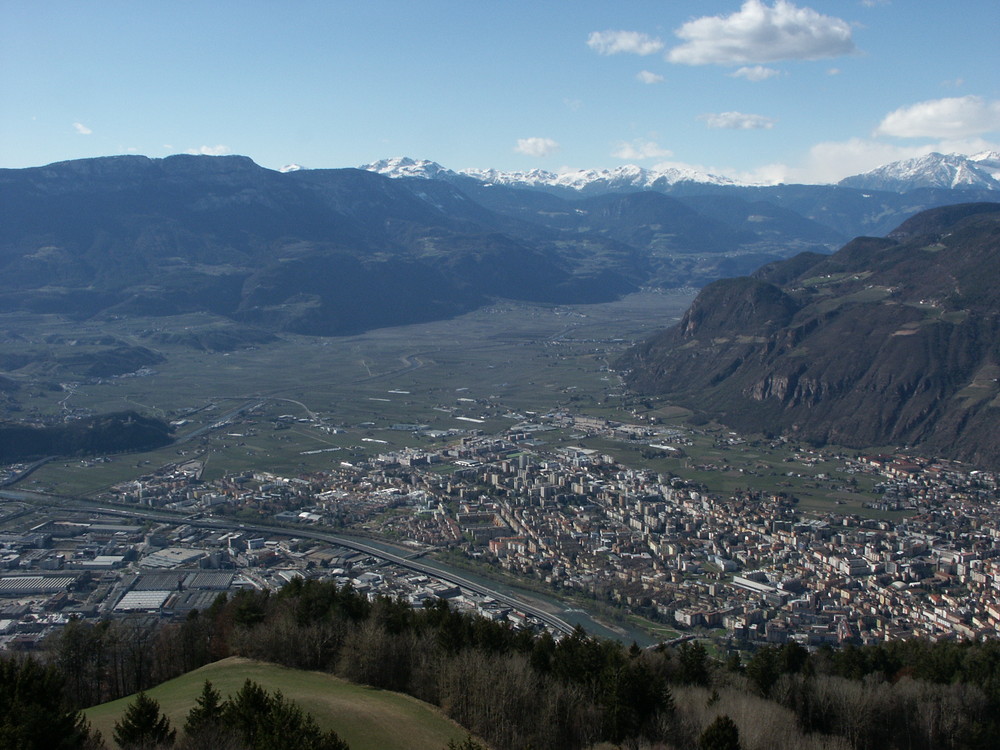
799, 138, 927, 182
186, 145, 231, 156
667, 0, 856, 66
700, 111, 776, 130
73, 122, 92, 135
563, 98, 583, 111
611, 139, 673, 160
730, 65, 782, 81
875, 96, 1000, 139
514, 137, 560, 157
791, 136, 999, 184
636, 70, 664, 84
587, 30, 664, 56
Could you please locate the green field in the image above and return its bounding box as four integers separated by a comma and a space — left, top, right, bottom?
84, 657, 477, 750
3, 289, 907, 522
10, 293, 693, 495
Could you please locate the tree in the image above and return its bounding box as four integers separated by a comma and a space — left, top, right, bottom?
698, 714, 741, 750
0, 654, 102, 750
745, 646, 781, 697
445, 736, 487, 750
222, 679, 349, 750
51, 617, 108, 708
113, 691, 176, 750
222, 679, 271, 746
678, 641, 710, 686
252, 690, 349, 750
182, 680, 225, 736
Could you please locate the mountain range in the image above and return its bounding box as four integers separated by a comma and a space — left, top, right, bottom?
1, 152, 997, 338
617, 203, 1000, 467
362, 150, 1000, 195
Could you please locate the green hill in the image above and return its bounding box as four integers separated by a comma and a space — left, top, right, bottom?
84, 657, 478, 750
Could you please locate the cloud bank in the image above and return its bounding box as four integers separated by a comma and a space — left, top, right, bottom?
587, 30, 664, 56
515, 137, 560, 157
612, 139, 673, 160
667, 0, 855, 65
700, 112, 776, 130
186, 145, 231, 156
876, 96, 1000, 139
730, 65, 782, 81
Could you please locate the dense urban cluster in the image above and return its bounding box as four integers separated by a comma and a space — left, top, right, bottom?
2, 408, 999, 653
365, 418, 1000, 646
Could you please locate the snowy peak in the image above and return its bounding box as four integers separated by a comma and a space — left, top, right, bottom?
465, 164, 736, 192
359, 157, 457, 180
970, 150, 1000, 176
839, 152, 1000, 192
361, 158, 737, 192
359, 153, 1000, 195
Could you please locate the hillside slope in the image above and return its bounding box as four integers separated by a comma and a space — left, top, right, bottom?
618, 203, 1000, 467
0, 155, 634, 335
84, 657, 476, 750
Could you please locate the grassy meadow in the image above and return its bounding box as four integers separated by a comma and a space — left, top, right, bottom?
84, 656, 477, 750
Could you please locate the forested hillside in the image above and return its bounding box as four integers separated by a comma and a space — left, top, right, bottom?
8, 581, 1000, 749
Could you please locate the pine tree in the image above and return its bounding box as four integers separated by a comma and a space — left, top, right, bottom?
446, 736, 487, 750
678, 640, 710, 686
222, 679, 349, 750
698, 714, 741, 750
0, 654, 101, 750
113, 691, 176, 749
182, 680, 224, 735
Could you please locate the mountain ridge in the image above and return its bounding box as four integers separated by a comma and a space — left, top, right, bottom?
617, 202, 1000, 467
2, 153, 997, 339
362, 151, 1000, 194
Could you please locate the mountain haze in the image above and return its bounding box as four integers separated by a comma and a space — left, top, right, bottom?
363, 153, 1000, 240
0, 155, 635, 335
2, 153, 997, 338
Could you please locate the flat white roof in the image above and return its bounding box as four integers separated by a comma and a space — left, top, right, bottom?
115, 590, 170, 611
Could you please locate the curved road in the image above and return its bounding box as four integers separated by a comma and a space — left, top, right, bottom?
5, 491, 575, 636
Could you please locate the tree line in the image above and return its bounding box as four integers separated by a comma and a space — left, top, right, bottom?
25, 579, 1000, 749
113, 678, 349, 750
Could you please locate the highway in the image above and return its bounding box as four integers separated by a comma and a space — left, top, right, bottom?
6, 491, 575, 636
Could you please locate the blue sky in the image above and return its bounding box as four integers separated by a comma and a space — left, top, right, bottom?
2, 1, 999, 183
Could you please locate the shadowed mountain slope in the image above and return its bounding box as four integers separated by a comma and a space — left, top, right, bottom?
0, 155, 634, 335
618, 203, 1000, 467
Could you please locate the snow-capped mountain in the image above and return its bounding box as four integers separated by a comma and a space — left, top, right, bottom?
462, 163, 737, 191
970, 151, 1000, 180
359, 158, 736, 193
838, 152, 1000, 192
359, 152, 1000, 194
360, 157, 458, 180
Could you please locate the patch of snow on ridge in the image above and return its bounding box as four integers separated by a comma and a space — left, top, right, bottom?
839, 152, 1000, 192
462, 164, 737, 190
360, 157, 456, 180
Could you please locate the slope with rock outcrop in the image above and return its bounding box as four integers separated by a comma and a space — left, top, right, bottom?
618, 203, 1000, 467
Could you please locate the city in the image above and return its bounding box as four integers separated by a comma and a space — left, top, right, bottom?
3, 406, 998, 652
